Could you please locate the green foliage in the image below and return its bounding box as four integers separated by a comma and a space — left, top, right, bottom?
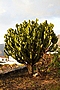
50, 48, 60, 76
4, 19, 58, 74
51, 48, 60, 69
52, 48, 60, 68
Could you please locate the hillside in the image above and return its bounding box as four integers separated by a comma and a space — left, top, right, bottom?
0, 44, 4, 56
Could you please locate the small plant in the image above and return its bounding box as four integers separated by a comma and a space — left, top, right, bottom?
49, 48, 60, 76
52, 48, 60, 68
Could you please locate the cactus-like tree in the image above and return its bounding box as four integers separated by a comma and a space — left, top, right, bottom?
4, 19, 58, 75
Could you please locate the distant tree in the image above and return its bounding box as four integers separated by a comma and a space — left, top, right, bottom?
4, 19, 58, 75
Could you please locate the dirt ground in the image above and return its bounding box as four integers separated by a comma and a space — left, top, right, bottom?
0, 68, 60, 90
0, 54, 60, 90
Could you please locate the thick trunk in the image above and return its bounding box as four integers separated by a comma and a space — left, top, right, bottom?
31, 64, 34, 75
27, 64, 34, 75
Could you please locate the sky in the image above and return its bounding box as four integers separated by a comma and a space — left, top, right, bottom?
0, 0, 60, 44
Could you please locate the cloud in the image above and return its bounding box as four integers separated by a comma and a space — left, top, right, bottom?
8, 0, 59, 20
0, 0, 60, 24
0, 8, 6, 14
0, 0, 60, 40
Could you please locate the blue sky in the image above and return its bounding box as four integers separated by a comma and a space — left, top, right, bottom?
0, 0, 60, 44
